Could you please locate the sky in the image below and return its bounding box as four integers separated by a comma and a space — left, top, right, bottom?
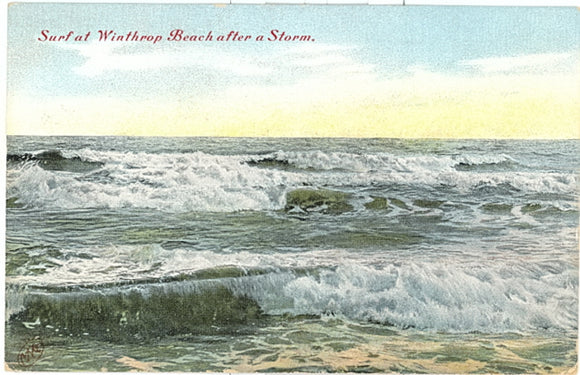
6, 4, 580, 138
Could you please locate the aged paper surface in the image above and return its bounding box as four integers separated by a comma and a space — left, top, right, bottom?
4, 3, 579, 373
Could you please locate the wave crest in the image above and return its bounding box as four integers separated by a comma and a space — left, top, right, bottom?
6, 149, 576, 212
7, 247, 577, 334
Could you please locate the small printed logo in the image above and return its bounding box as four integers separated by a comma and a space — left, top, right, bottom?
17, 336, 44, 369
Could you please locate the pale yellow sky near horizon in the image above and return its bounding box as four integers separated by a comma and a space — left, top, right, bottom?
7, 69, 579, 139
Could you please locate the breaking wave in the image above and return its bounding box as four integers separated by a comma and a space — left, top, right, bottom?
6, 149, 576, 212
6, 246, 578, 337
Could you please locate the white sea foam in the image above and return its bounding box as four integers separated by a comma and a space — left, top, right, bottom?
6, 149, 577, 212
263, 261, 577, 332
8, 152, 298, 211
7, 245, 578, 333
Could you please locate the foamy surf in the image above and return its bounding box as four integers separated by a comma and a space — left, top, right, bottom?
7, 147, 577, 212
6, 136, 578, 373
6, 245, 577, 334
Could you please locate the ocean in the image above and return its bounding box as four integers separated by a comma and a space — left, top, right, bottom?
5, 136, 578, 373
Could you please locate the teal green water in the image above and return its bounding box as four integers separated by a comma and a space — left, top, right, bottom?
6, 137, 578, 372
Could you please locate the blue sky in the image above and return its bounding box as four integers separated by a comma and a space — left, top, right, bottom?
6, 4, 580, 137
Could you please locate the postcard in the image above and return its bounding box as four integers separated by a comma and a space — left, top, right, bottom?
4, 3, 579, 373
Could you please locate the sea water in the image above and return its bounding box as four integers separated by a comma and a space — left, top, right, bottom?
5, 136, 578, 372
